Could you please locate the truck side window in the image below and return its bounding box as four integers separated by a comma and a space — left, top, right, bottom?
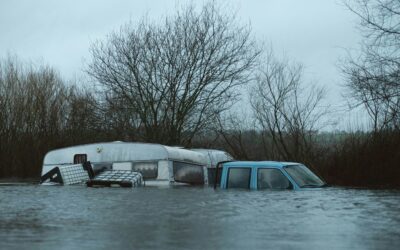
227, 168, 251, 189
257, 168, 292, 190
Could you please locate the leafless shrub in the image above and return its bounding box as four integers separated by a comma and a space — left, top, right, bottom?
0, 56, 70, 177
0, 57, 110, 178
214, 111, 260, 160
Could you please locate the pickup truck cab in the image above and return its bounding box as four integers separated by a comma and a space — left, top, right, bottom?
218, 161, 326, 190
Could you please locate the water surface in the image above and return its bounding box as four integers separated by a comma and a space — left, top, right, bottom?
0, 185, 399, 249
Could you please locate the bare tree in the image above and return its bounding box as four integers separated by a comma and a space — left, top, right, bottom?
250, 53, 327, 163
87, 2, 261, 145
343, 0, 400, 130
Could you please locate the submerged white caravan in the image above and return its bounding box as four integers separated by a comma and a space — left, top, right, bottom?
190, 149, 234, 167
41, 142, 232, 186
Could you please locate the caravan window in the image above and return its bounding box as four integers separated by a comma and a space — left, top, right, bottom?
173, 162, 204, 184
73, 154, 87, 164
133, 162, 158, 179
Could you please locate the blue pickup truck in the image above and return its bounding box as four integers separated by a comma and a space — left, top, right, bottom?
216, 161, 327, 190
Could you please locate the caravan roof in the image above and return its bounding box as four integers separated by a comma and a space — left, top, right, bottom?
190, 149, 233, 167
43, 142, 208, 166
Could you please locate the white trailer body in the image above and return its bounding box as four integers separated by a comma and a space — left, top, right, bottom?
42, 142, 209, 185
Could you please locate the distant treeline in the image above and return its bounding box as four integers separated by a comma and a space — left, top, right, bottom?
0, 57, 399, 187
1, 1, 399, 188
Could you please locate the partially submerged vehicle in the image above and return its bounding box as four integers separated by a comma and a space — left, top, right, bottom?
216, 161, 327, 190
40, 142, 233, 187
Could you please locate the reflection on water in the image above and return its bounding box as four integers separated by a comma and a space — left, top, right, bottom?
0, 185, 399, 250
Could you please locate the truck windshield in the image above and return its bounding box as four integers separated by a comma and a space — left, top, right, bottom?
284, 165, 325, 188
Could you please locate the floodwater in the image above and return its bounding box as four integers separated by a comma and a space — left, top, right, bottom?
0, 185, 399, 250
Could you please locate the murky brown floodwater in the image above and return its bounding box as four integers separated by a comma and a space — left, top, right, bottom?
0, 185, 399, 249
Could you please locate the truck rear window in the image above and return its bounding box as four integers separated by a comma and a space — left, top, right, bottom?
227, 168, 251, 189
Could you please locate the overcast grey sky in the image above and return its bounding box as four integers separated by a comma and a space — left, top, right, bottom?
0, 0, 364, 129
